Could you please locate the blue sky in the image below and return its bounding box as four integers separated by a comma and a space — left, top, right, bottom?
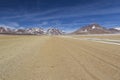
0, 0, 120, 32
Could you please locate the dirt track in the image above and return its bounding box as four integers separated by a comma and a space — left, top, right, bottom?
0, 36, 120, 80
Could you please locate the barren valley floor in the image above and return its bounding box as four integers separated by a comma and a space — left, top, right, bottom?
0, 35, 120, 80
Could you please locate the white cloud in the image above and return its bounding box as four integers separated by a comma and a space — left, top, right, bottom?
1, 8, 59, 20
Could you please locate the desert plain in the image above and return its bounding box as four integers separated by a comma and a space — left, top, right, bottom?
0, 34, 120, 80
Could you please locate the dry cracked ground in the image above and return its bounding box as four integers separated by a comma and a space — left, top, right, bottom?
0, 35, 120, 80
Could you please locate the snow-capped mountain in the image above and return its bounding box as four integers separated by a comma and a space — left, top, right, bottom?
108, 28, 120, 33
0, 27, 45, 35
71, 24, 120, 34
0, 27, 16, 33
0, 27, 7, 33
114, 27, 120, 30
15, 28, 45, 35
72, 24, 111, 34
46, 28, 63, 35
0, 26, 63, 35
25, 28, 44, 35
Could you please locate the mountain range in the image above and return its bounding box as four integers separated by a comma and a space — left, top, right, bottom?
0, 23, 120, 35
0, 27, 63, 35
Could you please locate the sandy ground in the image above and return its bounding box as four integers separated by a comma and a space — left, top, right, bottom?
0, 35, 120, 80
72, 34, 120, 40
